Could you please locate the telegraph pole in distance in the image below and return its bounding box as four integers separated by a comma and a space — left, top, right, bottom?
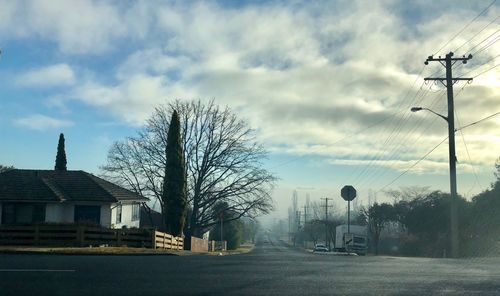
296, 211, 301, 231
321, 197, 333, 249
303, 205, 308, 227
424, 52, 473, 258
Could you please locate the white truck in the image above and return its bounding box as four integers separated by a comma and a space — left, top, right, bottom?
334, 224, 368, 255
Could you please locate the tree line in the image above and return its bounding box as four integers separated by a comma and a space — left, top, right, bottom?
276, 159, 500, 258
360, 160, 499, 257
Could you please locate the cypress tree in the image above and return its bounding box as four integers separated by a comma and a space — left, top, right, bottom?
162, 110, 187, 236
54, 133, 67, 171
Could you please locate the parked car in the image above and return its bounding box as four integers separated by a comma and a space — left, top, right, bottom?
313, 244, 329, 252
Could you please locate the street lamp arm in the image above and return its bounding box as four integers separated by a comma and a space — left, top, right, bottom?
411, 107, 448, 123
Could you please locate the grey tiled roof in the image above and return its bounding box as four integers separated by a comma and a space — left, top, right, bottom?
0, 169, 148, 203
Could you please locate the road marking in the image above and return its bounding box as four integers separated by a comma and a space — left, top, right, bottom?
0, 269, 75, 272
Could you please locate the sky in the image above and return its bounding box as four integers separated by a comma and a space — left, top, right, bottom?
0, 0, 499, 220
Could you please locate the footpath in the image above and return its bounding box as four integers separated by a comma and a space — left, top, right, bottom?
0, 243, 255, 256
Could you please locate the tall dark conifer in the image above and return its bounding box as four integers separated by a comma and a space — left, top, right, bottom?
162, 110, 187, 236
54, 133, 67, 171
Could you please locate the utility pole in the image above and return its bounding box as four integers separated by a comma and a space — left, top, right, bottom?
321, 197, 333, 249
296, 210, 301, 230
302, 205, 308, 248
424, 52, 473, 258
303, 205, 308, 227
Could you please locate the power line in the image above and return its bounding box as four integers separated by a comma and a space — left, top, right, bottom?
268, 109, 405, 170
455, 15, 500, 52
433, 0, 498, 55
378, 136, 449, 192
456, 110, 500, 131
454, 110, 484, 197
458, 53, 500, 78
356, 87, 446, 189
468, 29, 500, 55
347, 81, 433, 186
473, 62, 500, 77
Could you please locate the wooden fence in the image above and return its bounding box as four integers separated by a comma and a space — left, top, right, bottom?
0, 225, 183, 250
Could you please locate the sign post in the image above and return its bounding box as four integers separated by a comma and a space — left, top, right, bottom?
341, 185, 357, 235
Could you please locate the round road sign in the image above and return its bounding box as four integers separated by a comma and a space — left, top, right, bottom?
341, 185, 357, 201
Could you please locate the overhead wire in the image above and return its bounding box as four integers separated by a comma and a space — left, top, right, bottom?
456, 110, 500, 131
455, 15, 500, 52
354, 2, 499, 194
365, 84, 468, 191
361, 87, 450, 189
433, 0, 498, 55
336, 66, 429, 183
354, 86, 444, 186
361, 90, 447, 189
345, 81, 432, 186
378, 136, 449, 192
468, 27, 500, 54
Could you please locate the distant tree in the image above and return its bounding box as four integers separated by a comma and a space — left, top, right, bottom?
494, 157, 500, 179
54, 133, 67, 171
399, 191, 471, 257
210, 202, 243, 250
468, 158, 500, 256
362, 203, 395, 255
162, 110, 188, 236
302, 219, 324, 246
384, 186, 430, 204
242, 218, 260, 243
0, 165, 14, 173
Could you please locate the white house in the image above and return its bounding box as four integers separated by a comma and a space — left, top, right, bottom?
0, 169, 148, 229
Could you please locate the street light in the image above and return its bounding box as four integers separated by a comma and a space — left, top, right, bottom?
411, 106, 458, 258
411, 107, 448, 123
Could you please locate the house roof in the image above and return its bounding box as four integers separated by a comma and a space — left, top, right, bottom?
0, 169, 148, 203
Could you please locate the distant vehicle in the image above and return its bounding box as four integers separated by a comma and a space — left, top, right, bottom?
313, 243, 329, 252
334, 224, 367, 255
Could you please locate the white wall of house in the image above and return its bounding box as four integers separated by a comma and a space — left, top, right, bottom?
110, 202, 140, 229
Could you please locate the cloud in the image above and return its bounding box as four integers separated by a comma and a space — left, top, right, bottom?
14, 114, 73, 131
4, 1, 498, 177
0, 0, 127, 54
71, 74, 196, 125
17, 64, 75, 88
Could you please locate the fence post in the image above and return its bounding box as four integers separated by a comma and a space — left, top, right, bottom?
151, 230, 157, 249
117, 229, 122, 246
77, 225, 85, 247
34, 225, 40, 245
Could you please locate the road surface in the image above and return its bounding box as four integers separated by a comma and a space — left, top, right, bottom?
1, 237, 500, 295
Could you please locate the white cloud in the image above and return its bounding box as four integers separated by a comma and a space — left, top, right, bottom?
14, 114, 73, 131
0, 0, 127, 54
17, 64, 75, 88
4, 1, 498, 182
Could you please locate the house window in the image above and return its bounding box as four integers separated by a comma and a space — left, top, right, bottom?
116, 204, 122, 224
74, 205, 101, 225
1, 203, 46, 224
131, 204, 140, 221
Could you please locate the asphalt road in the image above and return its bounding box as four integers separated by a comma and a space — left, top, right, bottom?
2, 237, 500, 295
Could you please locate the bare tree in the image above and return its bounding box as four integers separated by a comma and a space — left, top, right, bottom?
102, 100, 276, 238
384, 186, 430, 204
